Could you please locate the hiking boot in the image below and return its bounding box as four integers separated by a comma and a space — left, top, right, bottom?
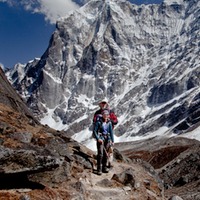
102, 167, 109, 173
97, 165, 102, 175
107, 162, 113, 169
97, 169, 102, 175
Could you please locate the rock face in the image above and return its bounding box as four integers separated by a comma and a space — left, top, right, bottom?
6, 0, 200, 145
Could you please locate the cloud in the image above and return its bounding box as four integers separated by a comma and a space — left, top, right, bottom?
0, 0, 80, 24
35, 0, 80, 24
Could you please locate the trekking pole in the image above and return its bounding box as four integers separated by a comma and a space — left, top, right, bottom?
103, 146, 109, 158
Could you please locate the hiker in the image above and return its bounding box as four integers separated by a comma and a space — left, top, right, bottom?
93, 109, 114, 175
93, 100, 118, 169
93, 101, 118, 128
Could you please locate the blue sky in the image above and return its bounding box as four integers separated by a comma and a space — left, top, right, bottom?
0, 0, 163, 69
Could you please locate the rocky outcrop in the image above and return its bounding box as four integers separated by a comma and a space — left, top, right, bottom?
115, 136, 200, 200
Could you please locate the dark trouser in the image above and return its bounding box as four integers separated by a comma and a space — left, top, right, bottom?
96, 139, 109, 171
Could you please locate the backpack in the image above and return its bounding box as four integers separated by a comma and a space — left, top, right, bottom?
93, 109, 118, 129
109, 110, 118, 127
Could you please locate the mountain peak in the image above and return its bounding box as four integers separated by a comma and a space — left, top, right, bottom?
6, 0, 200, 148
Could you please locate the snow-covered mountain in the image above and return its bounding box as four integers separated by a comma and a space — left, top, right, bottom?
6, 0, 200, 150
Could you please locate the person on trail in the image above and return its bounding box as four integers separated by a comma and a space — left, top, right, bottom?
93, 109, 114, 175
93, 101, 118, 129
93, 100, 118, 169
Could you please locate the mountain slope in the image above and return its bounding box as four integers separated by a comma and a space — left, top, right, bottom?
0, 67, 167, 200
115, 136, 200, 200
1, 63, 200, 199
6, 0, 200, 147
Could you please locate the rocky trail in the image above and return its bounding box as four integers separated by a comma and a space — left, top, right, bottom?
70, 160, 165, 200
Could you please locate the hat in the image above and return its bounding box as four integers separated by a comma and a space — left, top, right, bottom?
99, 100, 108, 105
102, 109, 109, 115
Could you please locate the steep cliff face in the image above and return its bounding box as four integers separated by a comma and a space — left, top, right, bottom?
6, 0, 200, 145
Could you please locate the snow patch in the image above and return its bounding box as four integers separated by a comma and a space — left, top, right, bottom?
163, 0, 184, 5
